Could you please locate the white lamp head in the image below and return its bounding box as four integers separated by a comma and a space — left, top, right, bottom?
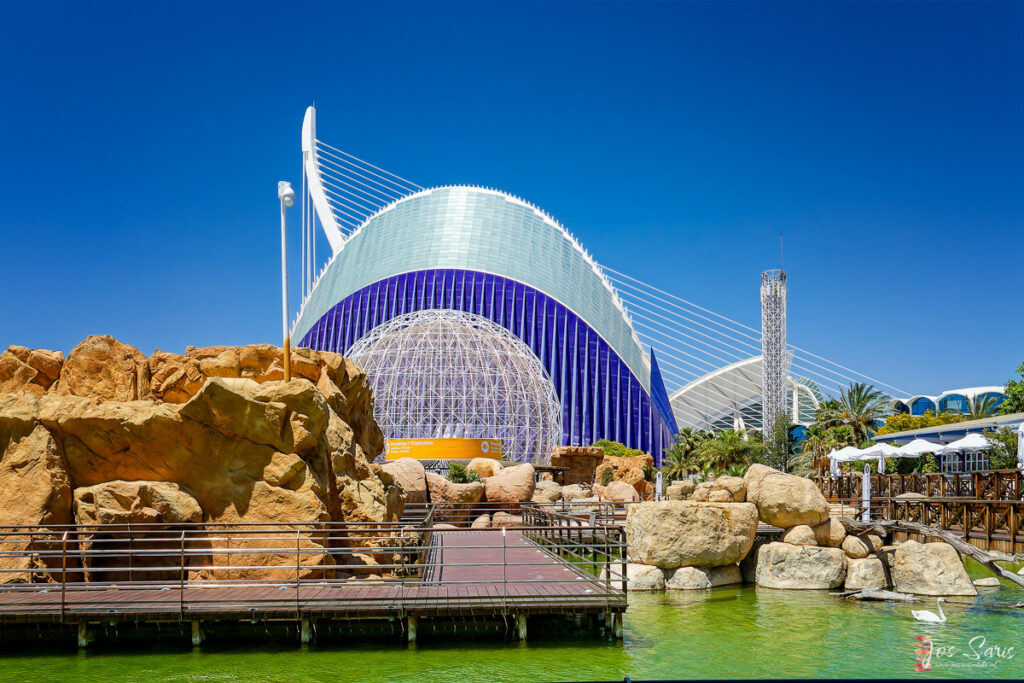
278, 180, 295, 207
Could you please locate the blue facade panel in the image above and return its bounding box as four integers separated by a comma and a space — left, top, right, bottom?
298, 268, 673, 464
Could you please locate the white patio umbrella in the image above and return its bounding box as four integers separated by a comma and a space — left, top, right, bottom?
859, 443, 900, 473
937, 433, 992, 455
828, 445, 865, 476
895, 438, 943, 456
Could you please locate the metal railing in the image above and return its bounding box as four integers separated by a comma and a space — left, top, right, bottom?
0, 506, 626, 619
887, 499, 1024, 554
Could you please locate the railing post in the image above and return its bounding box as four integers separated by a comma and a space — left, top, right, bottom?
502, 526, 507, 612
861, 465, 871, 523
179, 530, 186, 616
60, 530, 68, 621
295, 529, 301, 618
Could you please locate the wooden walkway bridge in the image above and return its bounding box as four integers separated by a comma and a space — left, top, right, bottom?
0, 507, 627, 646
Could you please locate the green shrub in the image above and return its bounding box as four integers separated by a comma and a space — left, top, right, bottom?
984, 427, 1019, 469
447, 462, 480, 483
919, 454, 939, 474
600, 466, 614, 486
642, 461, 655, 482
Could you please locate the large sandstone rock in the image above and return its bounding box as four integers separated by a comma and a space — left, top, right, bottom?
483, 463, 535, 503
548, 445, 603, 485
666, 564, 742, 590
382, 458, 428, 504
666, 480, 695, 500
812, 519, 847, 548
532, 479, 563, 503
626, 501, 758, 569
466, 457, 502, 479
602, 480, 641, 502
0, 346, 63, 396
426, 472, 483, 525
890, 541, 977, 596
754, 542, 847, 589
693, 477, 746, 503
842, 535, 870, 559
561, 484, 591, 502
491, 512, 523, 528
56, 335, 152, 401
781, 525, 817, 547
744, 464, 828, 527
845, 556, 889, 590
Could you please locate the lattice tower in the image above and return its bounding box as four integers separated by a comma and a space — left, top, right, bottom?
760, 269, 789, 435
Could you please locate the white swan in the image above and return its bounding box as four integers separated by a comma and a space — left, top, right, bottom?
912, 597, 947, 623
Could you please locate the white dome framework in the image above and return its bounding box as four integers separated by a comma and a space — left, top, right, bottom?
347, 310, 562, 464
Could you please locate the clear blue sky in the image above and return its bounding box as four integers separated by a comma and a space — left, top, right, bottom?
1, 1, 1021, 397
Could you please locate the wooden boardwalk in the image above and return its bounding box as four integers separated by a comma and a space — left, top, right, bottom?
0, 530, 624, 627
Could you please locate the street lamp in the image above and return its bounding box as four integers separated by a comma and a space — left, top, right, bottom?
278, 180, 295, 382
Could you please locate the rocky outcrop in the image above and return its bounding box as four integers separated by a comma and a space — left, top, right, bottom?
425, 472, 483, 525
561, 484, 591, 502
466, 457, 502, 479
890, 541, 977, 596
471, 514, 491, 529
483, 463, 535, 503
626, 501, 758, 569
692, 476, 746, 503
491, 511, 523, 528
382, 458, 428, 504
602, 562, 666, 591
0, 338, 396, 582
845, 557, 889, 590
754, 542, 847, 589
666, 564, 742, 590
594, 453, 655, 499
842, 535, 870, 559
548, 445, 603, 485
744, 464, 828, 528
0, 346, 63, 396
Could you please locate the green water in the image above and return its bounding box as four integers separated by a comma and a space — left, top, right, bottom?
2, 568, 1022, 681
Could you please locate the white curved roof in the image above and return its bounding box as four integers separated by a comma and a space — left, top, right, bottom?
669, 355, 822, 432
291, 185, 652, 386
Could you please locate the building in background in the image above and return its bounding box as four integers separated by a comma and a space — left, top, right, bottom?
890, 387, 1005, 416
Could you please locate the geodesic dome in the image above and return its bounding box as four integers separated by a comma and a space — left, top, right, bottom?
347, 309, 562, 464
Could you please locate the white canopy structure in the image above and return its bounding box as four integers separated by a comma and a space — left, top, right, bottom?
895, 438, 943, 456
938, 433, 992, 455
858, 443, 901, 473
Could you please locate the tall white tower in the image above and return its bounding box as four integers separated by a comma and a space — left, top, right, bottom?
761, 269, 789, 435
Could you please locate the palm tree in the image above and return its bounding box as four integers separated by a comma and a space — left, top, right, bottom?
660, 448, 690, 481
965, 394, 999, 420
835, 382, 890, 443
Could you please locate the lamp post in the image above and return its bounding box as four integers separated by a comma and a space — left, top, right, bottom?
278, 181, 295, 382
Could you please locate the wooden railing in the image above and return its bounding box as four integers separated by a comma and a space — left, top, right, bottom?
819, 470, 1023, 502
886, 499, 1024, 555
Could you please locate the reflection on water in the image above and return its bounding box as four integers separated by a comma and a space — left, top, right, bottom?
1, 566, 1021, 681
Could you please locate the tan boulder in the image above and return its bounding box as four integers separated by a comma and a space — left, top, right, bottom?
862, 533, 883, 552
602, 480, 641, 502
466, 457, 502, 479
426, 472, 483, 525
491, 512, 523, 528
743, 464, 828, 527
754, 542, 847, 589
626, 501, 758, 569
601, 562, 665, 591
781, 525, 817, 546
715, 476, 747, 502
0, 346, 64, 396
666, 564, 742, 590
709, 490, 733, 503
842, 535, 870, 559
666, 480, 695, 500
483, 463, 535, 503
532, 479, 563, 503
561, 483, 591, 502
973, 577, 1001, 587
548, 445, 603, 485
381, 458, 428, 504
471, 514, 491, 529
845, 556, 889, 590
56, 335, 152, 401
890, 541, 977, 596
812, 519, 847, 548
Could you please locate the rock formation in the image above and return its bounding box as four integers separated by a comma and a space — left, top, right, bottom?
754, 542, 848, 589
483, 463, 536, 504
744, 464, 829, 527
548, 445, 603, 485
0, 336, 400, 583
889, 540, 977, 596
626, 500, 758, 569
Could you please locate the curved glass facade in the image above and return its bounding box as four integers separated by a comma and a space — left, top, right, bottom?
292, 187, 676, 462
911, 397, 937, 416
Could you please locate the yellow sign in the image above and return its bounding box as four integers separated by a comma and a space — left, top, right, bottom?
384, 438, 503, 461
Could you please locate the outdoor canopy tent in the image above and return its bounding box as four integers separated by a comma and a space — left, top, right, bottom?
858, 443, 901, 474
895, 438, 943, 456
